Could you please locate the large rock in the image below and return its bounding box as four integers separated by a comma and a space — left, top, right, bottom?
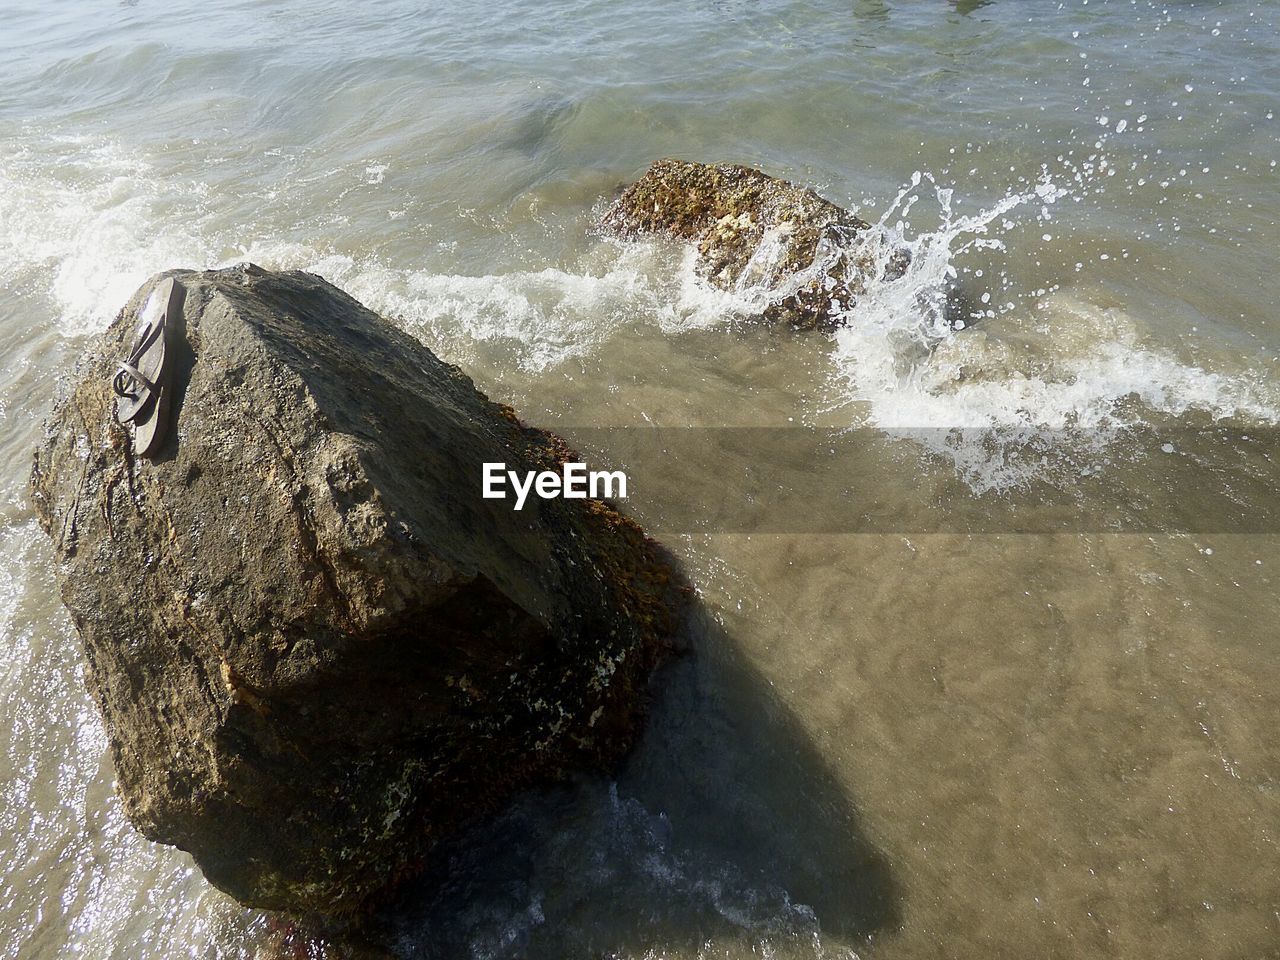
600, 158, 906, 330
30, 264, 685, 920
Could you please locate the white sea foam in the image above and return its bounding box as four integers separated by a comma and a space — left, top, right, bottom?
3, 132, 1276, 492
818, 171, 1280, 488
0, 135, 221, 337
0, 133, 749, 372
301, 242, 750, 372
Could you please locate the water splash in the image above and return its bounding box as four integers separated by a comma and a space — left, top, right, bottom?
819, 171, 1280, 489
4, 129, 1276, 495
0, 131, 750, 374
0, 134, 222, 336
305, 242, 752, 373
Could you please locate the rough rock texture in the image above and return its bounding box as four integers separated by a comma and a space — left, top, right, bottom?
600, 158, 905, 330
30, 265, 685, 920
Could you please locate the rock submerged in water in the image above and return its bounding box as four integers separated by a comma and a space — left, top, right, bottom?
29, 265, 686, 920
600, 158, 907, 330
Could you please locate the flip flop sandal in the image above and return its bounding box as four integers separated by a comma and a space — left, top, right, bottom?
112, 277, 184, 459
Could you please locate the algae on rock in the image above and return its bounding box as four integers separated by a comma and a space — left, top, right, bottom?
600, 158, 907, 330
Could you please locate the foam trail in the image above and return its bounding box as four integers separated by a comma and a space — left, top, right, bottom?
0, 133, 749, 374
292, 242, 751, 372
820, 171, 1280, 489
5, 131, 1277, 492
0, 135, 222, 337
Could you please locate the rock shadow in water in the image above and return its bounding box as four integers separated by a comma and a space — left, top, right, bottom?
374, 604, 899, 958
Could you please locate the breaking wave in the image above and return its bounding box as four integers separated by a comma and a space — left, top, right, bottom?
3, 129, 1276, 492
827, 171, 1277, 432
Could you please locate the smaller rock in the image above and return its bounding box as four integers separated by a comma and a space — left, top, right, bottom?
600, 158, 907, 330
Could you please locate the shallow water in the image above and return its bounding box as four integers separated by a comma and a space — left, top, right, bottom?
2, 1, 1279, 957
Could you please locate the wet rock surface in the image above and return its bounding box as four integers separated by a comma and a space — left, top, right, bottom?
600, 158, 904, 330
29, 265, 686, 921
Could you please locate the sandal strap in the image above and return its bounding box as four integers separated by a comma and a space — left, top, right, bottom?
113, 360, 156, 398
128, 316, 164, 363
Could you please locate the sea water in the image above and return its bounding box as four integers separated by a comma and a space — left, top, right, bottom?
2, 1, 1279, 957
